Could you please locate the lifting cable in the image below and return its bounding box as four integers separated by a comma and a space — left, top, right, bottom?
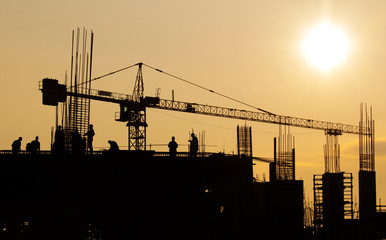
143, 63, 276, 116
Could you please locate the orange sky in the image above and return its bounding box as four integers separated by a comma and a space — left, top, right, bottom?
1, 0, 386, 206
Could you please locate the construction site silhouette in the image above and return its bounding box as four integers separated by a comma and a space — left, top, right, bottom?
1, 29, 385, 240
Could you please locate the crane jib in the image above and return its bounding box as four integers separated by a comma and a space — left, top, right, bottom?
154, 99, 364, 135
41, 81, 369, 135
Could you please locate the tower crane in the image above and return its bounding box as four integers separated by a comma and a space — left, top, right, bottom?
40, 62, 370, 152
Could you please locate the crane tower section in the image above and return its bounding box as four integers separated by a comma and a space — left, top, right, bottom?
126, 63, 147, 151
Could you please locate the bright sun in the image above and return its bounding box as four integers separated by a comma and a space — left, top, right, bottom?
301, 21, 350, 72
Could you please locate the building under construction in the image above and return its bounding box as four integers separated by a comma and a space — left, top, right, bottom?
1, 29, 385, 239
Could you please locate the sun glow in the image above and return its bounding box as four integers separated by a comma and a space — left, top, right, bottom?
301, 21, 350, 72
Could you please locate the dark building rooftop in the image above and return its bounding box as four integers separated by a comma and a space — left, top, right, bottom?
0, 151, 304, 239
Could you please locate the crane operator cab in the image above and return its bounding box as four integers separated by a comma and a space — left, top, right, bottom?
116, 96, 160, 122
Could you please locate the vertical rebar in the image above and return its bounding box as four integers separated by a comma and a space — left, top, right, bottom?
68, 30, 74, 131
88, 31, 94, 126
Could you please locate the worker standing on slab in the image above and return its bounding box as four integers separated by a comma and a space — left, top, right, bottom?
84, 124, 95, 153
189, 133, 198, 157
168, 136, 178, 158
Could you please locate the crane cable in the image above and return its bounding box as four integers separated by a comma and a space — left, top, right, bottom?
69, 63, 139, 89
90, 63, 139, 82
70, 61, 275, 115
142, 63, 276, 115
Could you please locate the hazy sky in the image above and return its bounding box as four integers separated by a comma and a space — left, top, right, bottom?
1, 0, 386, 205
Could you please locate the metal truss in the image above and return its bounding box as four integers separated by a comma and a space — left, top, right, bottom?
66, 88, 365, 136
155, 99, 362, 135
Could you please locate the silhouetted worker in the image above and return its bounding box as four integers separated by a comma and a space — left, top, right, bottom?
29, 136, 40, 155
54, 125, 65, 153
108, 140, 119, 152
26, 142, 32, 152
84, 124, 95, 153
168, 136, 178, 158
71, 130, 82, 155
11, 137, 22, 155
189, 133, 198, 157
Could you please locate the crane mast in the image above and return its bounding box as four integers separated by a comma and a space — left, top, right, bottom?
127, 63, 147, 150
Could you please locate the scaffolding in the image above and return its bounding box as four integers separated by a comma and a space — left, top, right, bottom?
343, 173, 354, 219
313, 174, 323, 232
313, 173, 354, 235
